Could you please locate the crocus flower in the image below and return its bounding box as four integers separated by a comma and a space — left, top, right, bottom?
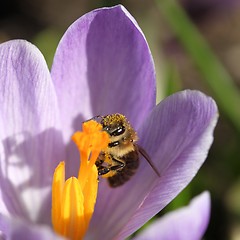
0, 5, 218, 240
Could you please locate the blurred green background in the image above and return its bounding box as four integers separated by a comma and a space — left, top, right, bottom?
1, 0, 240, 239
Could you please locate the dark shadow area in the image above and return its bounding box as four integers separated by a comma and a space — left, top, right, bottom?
63, 113, 85, 179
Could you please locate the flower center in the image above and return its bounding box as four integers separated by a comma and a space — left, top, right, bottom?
51, 120, 110, 240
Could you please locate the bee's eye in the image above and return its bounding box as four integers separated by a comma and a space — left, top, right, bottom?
105, 126, 110, 131
111, 125, 125, 136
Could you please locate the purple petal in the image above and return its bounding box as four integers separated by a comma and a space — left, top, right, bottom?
0, 40, 64, 224
87, 90, 217, 240
134, 192, 210, 240
51, 5, 155, 142
116, 90, 217, 239
0, 214, 64, 240
51, 5, 155, 178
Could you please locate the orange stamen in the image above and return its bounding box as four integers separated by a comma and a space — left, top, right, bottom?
52, 120, 109, 240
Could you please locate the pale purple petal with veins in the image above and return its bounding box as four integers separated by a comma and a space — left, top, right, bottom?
0, 40, 64, 225
134, 191, 211, 240
87, 90, 218, 240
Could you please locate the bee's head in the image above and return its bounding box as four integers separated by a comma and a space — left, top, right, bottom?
101, 114, 126, 137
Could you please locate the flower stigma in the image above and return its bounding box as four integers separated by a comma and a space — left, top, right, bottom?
52, 120, 110, 240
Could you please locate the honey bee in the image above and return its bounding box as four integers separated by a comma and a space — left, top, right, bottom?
91, 113, 160, 187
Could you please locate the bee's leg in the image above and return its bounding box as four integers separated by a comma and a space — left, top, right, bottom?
109, 158, 125, 171
97, 158, 125, 176
96, 153, 111, 176
98, 166, 111, 175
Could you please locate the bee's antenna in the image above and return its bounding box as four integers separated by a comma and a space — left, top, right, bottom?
84, 115, 103, 123
138, 146, 160, 177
